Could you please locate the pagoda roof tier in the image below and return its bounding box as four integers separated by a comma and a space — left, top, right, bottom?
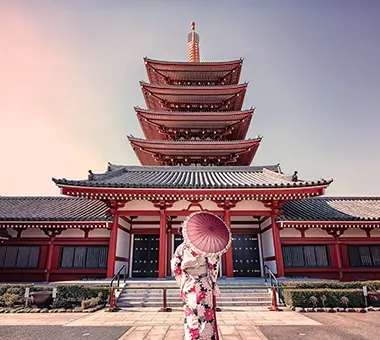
140, 82, 247, 112
53, 165, 332, 201
135, 107, 254, 141
127, 136, 261, 166
144, 57, 243, 86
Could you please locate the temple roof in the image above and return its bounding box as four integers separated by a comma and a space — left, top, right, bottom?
280, 197, 380, 222
128, 136, 261, 166
144, 57, 243, 85
3, 195, 377, 224
0, 196, 110, 222
135, 107, 253, 140
53, 164, 332, 190
140, 82, 247, 111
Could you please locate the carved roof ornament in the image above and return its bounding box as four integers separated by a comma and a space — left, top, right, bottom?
188, 21, 200, 62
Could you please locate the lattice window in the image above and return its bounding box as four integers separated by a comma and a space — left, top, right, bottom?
282, 245, 330, 268
0, 246, 40, 269
59, 246, 108, 269
348, 245, 380, 267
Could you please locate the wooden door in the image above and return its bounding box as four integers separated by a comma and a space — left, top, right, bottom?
232, 234, 261, 277
132, 235, 159, 277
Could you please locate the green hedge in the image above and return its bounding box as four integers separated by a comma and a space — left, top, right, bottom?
283, 289, 366, 308
0, 284, 109, 309
282, 281, 380, 291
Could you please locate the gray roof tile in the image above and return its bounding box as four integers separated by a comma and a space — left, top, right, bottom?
0, 197, 111, 222
280, 197, 380, 221
53, 164, 332, 189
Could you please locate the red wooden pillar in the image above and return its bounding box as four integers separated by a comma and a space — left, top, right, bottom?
159, 208, 167, 278
43, 229, 62, 282
128, 222, 133, 278
44, 235, 55, 282
224, 208, 234, 278
334, 237, 343, 280
269, 205, 285, 277
107, 209, 119, 278
166, 220, 173, 277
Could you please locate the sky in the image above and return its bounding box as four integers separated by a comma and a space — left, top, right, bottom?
1, 0, 379, 196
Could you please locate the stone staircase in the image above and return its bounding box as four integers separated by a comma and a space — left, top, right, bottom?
116, 278, 272, 308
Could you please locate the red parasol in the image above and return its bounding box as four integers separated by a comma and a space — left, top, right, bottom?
182, 211, 232, 257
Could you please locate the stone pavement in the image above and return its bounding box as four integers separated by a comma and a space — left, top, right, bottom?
0, 307, 320, 340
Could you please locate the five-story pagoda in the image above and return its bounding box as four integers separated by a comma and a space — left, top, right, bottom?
54, 22, 332, 279
130, 22, 260, 167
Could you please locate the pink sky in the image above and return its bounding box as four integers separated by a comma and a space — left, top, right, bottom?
1, 1, 380, 196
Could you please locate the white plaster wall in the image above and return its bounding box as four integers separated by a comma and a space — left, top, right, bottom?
280, 228, 302, 237
264, 260, 277, 274
168, 200, 191, 210
5, 228, 17, 237
260, 217, 271, 229
55, 229, 85, 238
115, 227, 131, 274
134, 216, 160, 222
342, 228, 367, 237
370, 229, 380, 237
198, 200, 219, 210
230, 224, 260, 231
261, 229, 275, 258
119, 200, 156, 211
133, 224, 160, 229
116, 228, 130, 258
231, 216, 262, 222
305, 229, 334, 238
90, 229, 110, 237
118, 217, 130, 230
261, 217, 277, 274
114, 260, 127, 276
233, 200, 270, 211
169, 200, 219, 211
21, 228, 48, 238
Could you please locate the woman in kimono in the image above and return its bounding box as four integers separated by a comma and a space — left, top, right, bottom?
171, 231, 220, 340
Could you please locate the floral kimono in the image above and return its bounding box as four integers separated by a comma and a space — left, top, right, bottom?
171, 242, 220, 340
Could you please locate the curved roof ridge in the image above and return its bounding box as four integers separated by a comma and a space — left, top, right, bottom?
134, 107, 255, 115
144, 57, 244, 65
127, 135, 261, 143
120, 164, 280, 172
139, 81, 248, 89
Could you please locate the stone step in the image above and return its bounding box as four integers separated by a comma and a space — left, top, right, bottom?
118, 296, 270, 302
119, 289, 269, 294
117, 300, 271, 308
119, 294, 270, 300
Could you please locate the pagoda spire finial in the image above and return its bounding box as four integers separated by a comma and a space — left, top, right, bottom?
188, 21, 200, 62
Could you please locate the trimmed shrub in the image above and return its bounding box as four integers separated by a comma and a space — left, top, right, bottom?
53, 285, 109, 309
0, 284, 35, 307
0, 284, 109, 310
283, 289, 365, 308
282, 281, 380, 291
0, 293, 22, 307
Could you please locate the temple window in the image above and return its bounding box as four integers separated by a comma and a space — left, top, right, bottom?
0, 245, 40, 269
59, 245, 108, 269
348, 245, 380, 267
282, 245, 330, 268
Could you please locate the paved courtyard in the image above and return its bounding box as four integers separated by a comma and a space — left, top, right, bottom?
0, 307, 317, 340
0, 307, 379, 339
